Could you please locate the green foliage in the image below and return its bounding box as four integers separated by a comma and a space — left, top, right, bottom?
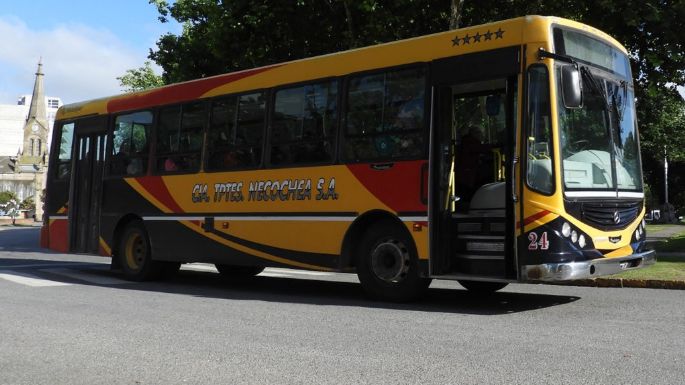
19, 197, 34, 211
117, 61, 165, 92
0, 191, 17, 205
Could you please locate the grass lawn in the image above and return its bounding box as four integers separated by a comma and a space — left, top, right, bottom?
652, 234, 685, 253
610, 255, 685, 281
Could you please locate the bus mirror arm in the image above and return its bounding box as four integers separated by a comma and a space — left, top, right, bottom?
538, 49, 582, 109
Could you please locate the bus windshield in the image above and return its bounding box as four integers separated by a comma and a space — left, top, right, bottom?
554, 30, 642, 194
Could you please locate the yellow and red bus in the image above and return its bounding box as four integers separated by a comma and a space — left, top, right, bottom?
42, 16, 654, 301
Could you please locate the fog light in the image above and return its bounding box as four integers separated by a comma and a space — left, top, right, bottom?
571, 230, 578, 243
562, 222, 571, 237
578, 234, 586, 248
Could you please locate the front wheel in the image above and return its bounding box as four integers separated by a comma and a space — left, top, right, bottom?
458, 280, 508, 294
356, 223, 431, 302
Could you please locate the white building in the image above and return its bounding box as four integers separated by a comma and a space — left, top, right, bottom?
0, 95, 61, 157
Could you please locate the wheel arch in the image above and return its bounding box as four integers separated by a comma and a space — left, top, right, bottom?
339, 209, 412, 271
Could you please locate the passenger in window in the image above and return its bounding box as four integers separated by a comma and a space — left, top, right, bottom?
126, 158, 143, 175
164, 157, 178, 171
110, 141, 130, 175
457, 126, 491, 200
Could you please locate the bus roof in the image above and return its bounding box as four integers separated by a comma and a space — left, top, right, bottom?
56, 15, 626, 121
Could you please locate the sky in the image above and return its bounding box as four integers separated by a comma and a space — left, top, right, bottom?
0, 0, 180, 105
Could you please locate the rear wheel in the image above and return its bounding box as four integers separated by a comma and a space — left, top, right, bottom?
356, 222, 431, 302
118, 221, 164, 281
215, 264, 265, 277
458, 280, 508, 294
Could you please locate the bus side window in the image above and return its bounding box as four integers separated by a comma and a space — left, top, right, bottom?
206, 92, 265, 170
270, 80, 338, 166
526, 65, 554, 194
155, 102, 206, 173
110, 111, 152, 176
344, 67, 426, 162
55, 122, 74, 179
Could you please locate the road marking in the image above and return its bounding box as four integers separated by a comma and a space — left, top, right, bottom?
181, 264, 218, 272
42, 268, 130, 286
0, 271, 71, 287
181, 264, 336, 277
0, 262, 107, 270
265, 268, 334, 276
257, 272, 293, 278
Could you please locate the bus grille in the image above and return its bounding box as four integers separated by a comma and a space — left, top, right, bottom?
581, 201, 642, 230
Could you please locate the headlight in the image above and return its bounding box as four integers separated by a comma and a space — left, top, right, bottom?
571, 230, 578, 243
578, 234, 586, 248
562, 222, 571, 237
635, 229, 640, 240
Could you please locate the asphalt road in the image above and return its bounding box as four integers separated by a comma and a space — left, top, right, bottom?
0, 227, 684, 385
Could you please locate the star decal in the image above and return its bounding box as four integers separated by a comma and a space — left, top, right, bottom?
450, 28, 506, 47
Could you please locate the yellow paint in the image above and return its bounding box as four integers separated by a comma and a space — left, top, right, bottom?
216, 220, 349, 255
99, 237, 112, 255
179, 220, 333, 271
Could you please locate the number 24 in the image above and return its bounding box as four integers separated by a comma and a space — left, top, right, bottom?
528, 232, 549, 250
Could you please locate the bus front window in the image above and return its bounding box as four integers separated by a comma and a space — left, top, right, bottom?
557, 69, 642, 193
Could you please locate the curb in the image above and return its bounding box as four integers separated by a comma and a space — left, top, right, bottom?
555, 278, 685, 290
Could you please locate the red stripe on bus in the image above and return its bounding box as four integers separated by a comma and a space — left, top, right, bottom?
135, 176, 185, 214
107, 66, 279, 113
346, 161, 427, 213
517, 210, 551, 229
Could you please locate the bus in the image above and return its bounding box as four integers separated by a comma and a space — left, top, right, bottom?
41, 15, 655, 301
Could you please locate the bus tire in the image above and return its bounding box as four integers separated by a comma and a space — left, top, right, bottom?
356, 223, 431, 302
215, 264, 265, 277
118, 221, 163, 281
458, 280, 508, 294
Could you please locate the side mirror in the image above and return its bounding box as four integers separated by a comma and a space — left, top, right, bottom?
561, 64, 582, 108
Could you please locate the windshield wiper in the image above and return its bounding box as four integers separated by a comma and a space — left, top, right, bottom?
580, 66, 609, 109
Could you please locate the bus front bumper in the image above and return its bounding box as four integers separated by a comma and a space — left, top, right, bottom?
520, 249, 656, 282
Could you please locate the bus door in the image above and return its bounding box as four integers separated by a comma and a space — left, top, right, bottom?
69, 116, 109, 254
429, 47, 520, 280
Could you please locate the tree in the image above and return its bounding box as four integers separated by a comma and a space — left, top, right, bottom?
0, 191, 17, 205
117, 61, 165, 92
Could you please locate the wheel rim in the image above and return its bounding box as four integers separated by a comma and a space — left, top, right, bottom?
370, 239, 410, 283
124, 232, 146, 271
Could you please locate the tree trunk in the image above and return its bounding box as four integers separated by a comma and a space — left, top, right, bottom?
342, 0, 357, 49
450, 0, 464, 30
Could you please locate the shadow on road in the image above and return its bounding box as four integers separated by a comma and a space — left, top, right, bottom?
0, 228, 580, 315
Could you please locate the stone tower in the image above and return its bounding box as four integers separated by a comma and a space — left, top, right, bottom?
16, 59, 49, 221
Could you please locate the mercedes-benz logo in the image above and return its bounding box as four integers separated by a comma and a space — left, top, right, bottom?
613, 211, 621, 224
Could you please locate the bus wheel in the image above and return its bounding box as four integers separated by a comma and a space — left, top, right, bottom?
356, 223, 431, 302
215, 264, 265, 277
118, 221, 163, 281
458, 280, 508, 294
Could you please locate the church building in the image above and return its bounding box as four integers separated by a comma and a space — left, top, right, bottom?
0, 60, 61, 221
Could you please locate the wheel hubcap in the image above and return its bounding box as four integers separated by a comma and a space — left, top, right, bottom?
125, 233, 145, 270
370, 239, 410, 283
